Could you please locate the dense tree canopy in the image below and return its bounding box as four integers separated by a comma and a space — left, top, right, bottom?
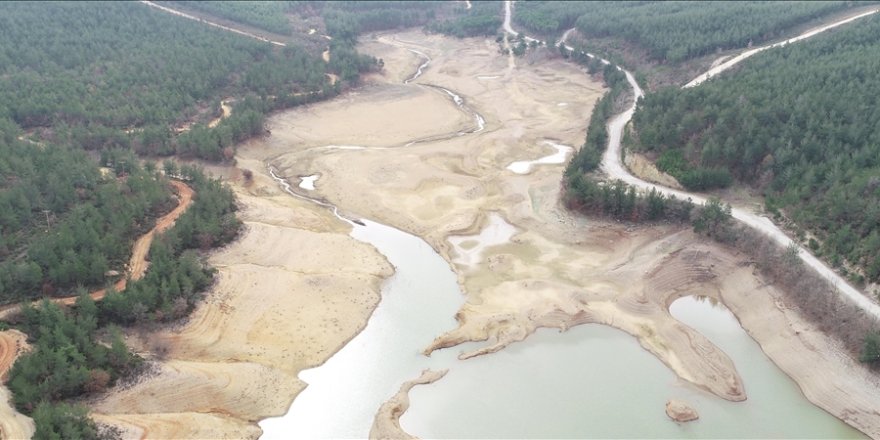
101, 165, 240, 325
9, 295, 139, 414
0, 1, 331, 161
630, 15, 880, 283
514, 1, 852, 63
0, 141, 170, 304
167, 1, 293, 35
427, 1, 503, 38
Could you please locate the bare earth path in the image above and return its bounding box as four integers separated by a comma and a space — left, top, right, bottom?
79, 5, 880, 440
0, 180, 193, 321
0, 179, 194, 439
592, 8, 880, 321
505, 1, 880, 435
139, 1, 286, 47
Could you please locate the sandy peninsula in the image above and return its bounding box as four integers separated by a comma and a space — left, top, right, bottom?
87, 27, 880, 439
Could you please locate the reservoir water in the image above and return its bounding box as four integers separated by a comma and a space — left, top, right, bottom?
399, 297, 862, 438
258, 218, 466, 439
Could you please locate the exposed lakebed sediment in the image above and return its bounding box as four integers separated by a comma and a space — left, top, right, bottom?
259, 28, 865, 438
91, 18, 879, 440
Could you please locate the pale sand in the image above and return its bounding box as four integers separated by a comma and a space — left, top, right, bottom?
264, 83, 470, 149
270, 30, 878, 434
275, 30, 747, 401
92, 412, 260, 440
93, 157, 392, 437
92, 28, 880, 438
624, 150, 683, 190
719, 270, 880, 436
370, 369, 448, 440
0, 330, 34, 440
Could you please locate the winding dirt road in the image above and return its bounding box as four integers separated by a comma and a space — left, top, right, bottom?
139, 1, 286, 47
0, 179, 193, 439
0, 180, 194, 320
504, 0, 880, 320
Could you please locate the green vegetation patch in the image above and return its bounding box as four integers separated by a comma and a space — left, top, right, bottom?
0, 142, 170, 304
428, 1, 503, 38
630, 15, 880, 282
515, 1, 851, 63
0, 1, 331, 160
168, 1, 293, 35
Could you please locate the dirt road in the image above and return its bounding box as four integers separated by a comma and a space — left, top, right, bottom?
0, 180, 194, 318
515, 0, 880, 321
139, 1, 286, 47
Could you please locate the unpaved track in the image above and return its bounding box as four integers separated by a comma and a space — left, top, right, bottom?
86, 5, 880, 439
505, 2, 880, 435
559, 14, 880, 320
684, 7, 880, 87
0, 181, 193, 439
0, 180, 194, 321
139, 1, 286, 46
512, 0, 880, 321
208, 99, 234, 128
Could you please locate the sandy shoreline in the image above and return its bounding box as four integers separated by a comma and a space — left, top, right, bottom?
85, 28, 880, 439
91, 157, 393, 437
285, 30, 880, 435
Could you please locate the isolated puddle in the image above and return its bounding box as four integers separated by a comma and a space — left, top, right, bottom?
448, 213, 517, 268
507, 140, 573, 174
299, 174, 318, 190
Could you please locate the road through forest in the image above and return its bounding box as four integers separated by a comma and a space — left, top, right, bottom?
0, 180, 194, 320
504, 0, 880, 321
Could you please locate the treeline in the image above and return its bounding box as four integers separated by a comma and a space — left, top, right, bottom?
513, 1, 852, 63
0, 142, 171, 304
514, 2, 594, 38
9, 296, 138, 410
318, 1, 442, 39
629, 15, 880, 284
575, 1, 851, 62
102, 165, 240, 324
0, 1, 331, 162
288, 1, 443, 82
654, 149, 733, 191
564, 177, 694, 224
427, 1, 503, 38
5, 166, 240, 437
563, 60, 628, 176
561, 43, 698, 224
167, 1, 293, 35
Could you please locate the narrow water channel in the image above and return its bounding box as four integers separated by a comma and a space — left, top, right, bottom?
258, 216, 465, 439
258, 9, 870, 435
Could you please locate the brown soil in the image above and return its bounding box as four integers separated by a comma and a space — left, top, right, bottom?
0, 180, 194, 438
370, 369, 448, 440
91, 156, 392, 437
89, 27, 880, 438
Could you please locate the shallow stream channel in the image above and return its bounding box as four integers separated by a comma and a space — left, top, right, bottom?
256, 187, 861, 438
258, 21, 864, 437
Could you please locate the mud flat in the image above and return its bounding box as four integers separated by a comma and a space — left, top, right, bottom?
276, 29, 877, 437
279, 29, 753, 405
89, 26, 879, 439
91, 155, 392, 438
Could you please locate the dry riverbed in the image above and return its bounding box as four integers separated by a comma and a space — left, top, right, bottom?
88, 28, 880, 438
